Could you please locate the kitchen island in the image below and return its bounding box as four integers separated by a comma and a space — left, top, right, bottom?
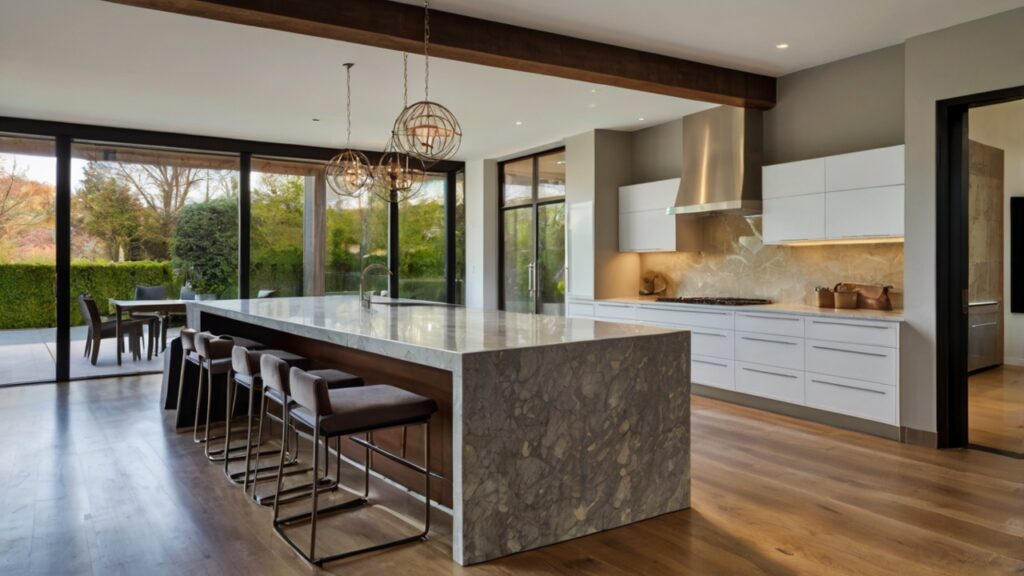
189, 296, 691, 565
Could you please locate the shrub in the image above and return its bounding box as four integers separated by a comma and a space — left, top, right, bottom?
172, 198, 238, 297
0, 261, 172, 329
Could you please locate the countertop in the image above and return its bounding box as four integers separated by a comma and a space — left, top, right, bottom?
600, 297, 905, 322
192, 295, 679, 370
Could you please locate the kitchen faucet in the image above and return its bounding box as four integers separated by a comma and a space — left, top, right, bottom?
359, 264, 393, 309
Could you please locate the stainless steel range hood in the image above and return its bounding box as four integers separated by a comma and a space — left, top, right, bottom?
668, 105, 763, 215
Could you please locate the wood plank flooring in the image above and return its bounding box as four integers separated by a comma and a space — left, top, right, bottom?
969, 365, 1024, 455
0, 375, 1022, 575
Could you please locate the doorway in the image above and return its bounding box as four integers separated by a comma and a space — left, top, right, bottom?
937, 86, 1024, 455
498, 149, 567, 315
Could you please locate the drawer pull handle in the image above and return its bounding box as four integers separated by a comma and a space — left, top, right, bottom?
742, 367, 798, 379
811, 320, 890, 330
741, 314, 800, 321
741, 336, 797, 346
693, 359, 729, 368
811, 345, 887, 358
693, 331, 728, 338
811, 379, 886, 395
970, 322, 999, 328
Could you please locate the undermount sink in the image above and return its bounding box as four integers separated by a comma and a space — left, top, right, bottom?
368, 299, 456, 308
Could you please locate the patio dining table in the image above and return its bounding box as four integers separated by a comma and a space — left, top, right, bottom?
109, 299, 189, 366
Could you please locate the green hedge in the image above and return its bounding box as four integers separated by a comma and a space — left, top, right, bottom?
0, 261, 173, 329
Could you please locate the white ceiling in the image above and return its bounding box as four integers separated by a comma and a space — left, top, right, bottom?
0, 0, 716, 161
397, 0, 1024, 76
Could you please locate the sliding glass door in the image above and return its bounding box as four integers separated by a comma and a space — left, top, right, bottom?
499, 149, 566, 315
0, 134, 57, 385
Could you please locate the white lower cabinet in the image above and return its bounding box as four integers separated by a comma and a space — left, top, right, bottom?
735, 362, 805, 404
805, 373, 896, 424
691, 356, 735, 391
586, 300, 901, 426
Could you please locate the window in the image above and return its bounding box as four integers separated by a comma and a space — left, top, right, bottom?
399, 173, 447, 302
250, 157, 319, 297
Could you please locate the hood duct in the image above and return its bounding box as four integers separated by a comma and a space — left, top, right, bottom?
669, 105, 763, 215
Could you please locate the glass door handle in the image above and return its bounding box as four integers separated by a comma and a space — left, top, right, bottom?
527, 262, 536, 297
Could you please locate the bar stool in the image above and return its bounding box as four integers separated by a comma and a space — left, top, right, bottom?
192, 332, 264, 460
273, 367, 438, 566
253, 355, 365, 504
229, 345, 311, 487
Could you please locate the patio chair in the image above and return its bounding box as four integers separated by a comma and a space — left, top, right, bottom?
78, 294, 146, 366
133, 285, 167, 353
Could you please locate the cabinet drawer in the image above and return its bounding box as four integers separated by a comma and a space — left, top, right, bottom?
805, 318, 897, 347
594, 303, 637, 322
735, 362, 804, 404
806, 373, 897, 424
567, 301, 595, 319
685, 326, 734, 359
735, 332, 804, 370
805, 340, 896, 386
635, 305, 734, 330
735, 312, 804, 337
691, 356, 735, 391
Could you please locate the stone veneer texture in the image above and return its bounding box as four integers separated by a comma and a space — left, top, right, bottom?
641, 214, 905, 307
457, 331, 691, 564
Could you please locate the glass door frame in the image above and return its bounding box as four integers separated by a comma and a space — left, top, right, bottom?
497, 147, 566, 314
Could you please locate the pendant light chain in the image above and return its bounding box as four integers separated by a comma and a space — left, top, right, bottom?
423, 0, 430, 101
403, 52, 409, 108
345, 62, 353, 146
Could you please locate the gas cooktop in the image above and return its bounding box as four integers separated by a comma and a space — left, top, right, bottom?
655, 297, 772, 306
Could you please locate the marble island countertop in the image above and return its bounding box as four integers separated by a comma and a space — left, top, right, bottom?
191, 295, 680, 371
602, 297, 905, 322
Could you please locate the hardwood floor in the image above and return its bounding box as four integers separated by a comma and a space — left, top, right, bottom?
969, 365, 1024, 455
1, 376, 1022, 575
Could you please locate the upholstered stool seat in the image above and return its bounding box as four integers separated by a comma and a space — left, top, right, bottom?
290, 385, 435, 437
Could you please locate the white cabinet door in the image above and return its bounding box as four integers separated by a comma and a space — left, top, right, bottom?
619, 178, 680, 212
619, 209, 675, 252
763, 158, 825, 199
692, 356, 735, 390
735, 362, 805, 404
825, 185, 904, 239
566, 200, 594, 298
762, 194, 825, 244
825, 145, 904, 192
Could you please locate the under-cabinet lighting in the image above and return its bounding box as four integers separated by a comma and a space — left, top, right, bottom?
782, 237, 904, 247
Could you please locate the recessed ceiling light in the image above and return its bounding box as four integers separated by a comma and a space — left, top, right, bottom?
590, 88, 599, 94
312, 118, 320, 122
638, 117, 645, 121
515, 121, 522, 126
776, 43, 789, 49
556, 160, 566, 165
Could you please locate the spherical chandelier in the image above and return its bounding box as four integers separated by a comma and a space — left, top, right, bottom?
326, 63, 374, 197
392, 0, 462, 167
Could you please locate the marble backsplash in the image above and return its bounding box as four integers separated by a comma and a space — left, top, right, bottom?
640, 214, 905, 308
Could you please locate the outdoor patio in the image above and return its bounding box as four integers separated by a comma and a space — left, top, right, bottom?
0, 325, 179, 385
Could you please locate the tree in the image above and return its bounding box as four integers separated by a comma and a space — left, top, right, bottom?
0, 158, 55, 262
115, 163, 206, 259
171, 198, 238, 297
73, 162, 143, 261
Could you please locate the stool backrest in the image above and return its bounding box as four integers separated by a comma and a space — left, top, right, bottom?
261, 354, 290, 396
195, 332, 232, 359
289, 367, 331, 417
231, 346, 255, 376
180, 328, 198, 352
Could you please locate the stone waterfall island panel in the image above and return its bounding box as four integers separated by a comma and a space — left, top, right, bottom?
457, 330, 691, 564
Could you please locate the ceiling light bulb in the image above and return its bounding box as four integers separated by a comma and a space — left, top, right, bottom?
638, 117, 645, 121
776, 43, 789, 49
515, 121, 522, 125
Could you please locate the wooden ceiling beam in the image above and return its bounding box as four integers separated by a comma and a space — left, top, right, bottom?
104, 0, 776, 109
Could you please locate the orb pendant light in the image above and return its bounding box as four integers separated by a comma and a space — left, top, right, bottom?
376, 53, 425, 203
393, 0, 462, 166
326, 63, 374, 197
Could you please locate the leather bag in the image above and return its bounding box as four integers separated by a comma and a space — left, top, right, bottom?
835, 283, 893, 311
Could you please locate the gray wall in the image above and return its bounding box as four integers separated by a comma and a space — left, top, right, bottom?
594, 130, 639, 298
632, 118, 683, 183
764, 44, 905, 165
903, 7, 1024, 435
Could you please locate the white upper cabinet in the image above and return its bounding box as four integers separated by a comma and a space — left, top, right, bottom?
825, 145, 904, 192
762, 145, 905, 244
763, 158, 825, 199
618, 178, 701, 252
762, 194, 825, 243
